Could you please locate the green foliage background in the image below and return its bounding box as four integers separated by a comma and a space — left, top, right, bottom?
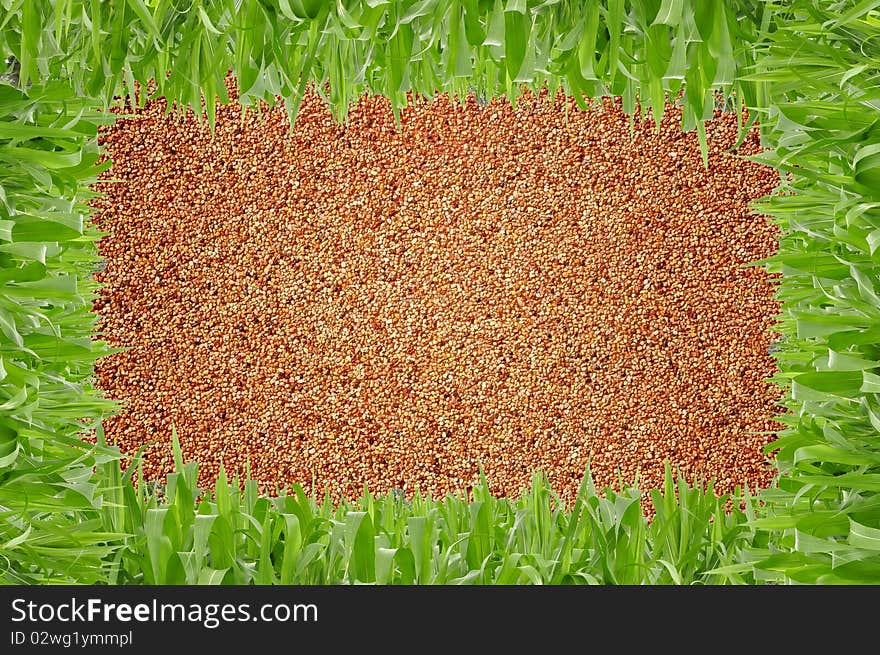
0, 0, 877, 584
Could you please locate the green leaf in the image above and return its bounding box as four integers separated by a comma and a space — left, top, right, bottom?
461, 0, 485, 46
126, 0, 161, 41
861, 371, 880, 393
0, 123, 80, 139
792, 371, 863, 401
854, 143, 880, 190
279, 514, 302, 584
196, 567, 229, 585
401, 0, 439, 24
197, 7, 223, 36
848, 521, 880, 553
375, 547, 397, 584
483, 0, 504, 46
793, 445, 880, 467
345, 511, 375, 583
0, 144, 82, 169
454, 10, 472, 78
606, 0, 624, 86
828, 349, 878, 371
652, 0, 684, 26
503, 8, 529, 82
693, 0, 715, 40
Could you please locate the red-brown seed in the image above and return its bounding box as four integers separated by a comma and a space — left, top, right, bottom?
91, 84, 783, 504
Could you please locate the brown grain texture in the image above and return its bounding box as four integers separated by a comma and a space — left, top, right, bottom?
91, 86, 782, 502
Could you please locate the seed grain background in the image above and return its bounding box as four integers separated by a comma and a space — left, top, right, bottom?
92, 87, 782, 501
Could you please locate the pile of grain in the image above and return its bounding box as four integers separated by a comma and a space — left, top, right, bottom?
92, 87, 782, 501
